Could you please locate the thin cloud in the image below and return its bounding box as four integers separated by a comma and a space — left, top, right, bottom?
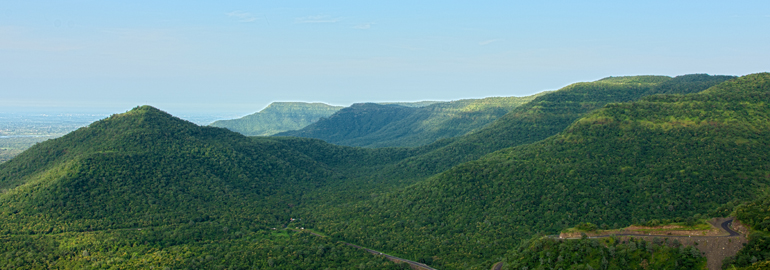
388, 44, 423, 51
0, 27, 83, 52
479, 39, 499, 46
103, 28, 176, 42
354, 23, 373, 30
227, 11, 258, 23
296, 15, 341, 24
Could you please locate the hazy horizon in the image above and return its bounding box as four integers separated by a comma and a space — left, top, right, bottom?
2, 1, 769, 115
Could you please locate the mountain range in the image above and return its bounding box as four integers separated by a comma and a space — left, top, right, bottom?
1, 73, 768, 269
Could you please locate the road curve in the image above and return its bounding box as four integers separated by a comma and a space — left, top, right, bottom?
491, 261, 503, 270
721, 219, 740, 237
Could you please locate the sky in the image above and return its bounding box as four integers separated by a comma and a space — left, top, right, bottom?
1, 1, 769, 117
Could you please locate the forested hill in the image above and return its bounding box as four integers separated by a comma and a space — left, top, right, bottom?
0, 105, 422, 235
308, 73, 768, 269
276, 95, 540, 148
209, 102, 343, 136
376, 74, 735, 180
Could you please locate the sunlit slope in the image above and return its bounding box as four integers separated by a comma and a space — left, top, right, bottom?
310, 73, 768, 269
210, 102, 344, 136
277, 95, 540, 148
381, 74, 735, 180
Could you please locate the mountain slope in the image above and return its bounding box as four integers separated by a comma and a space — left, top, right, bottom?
209, 102, 343, 136
308, 73, 769, 269
277, 95, 540, 148
379, 74, 736, 180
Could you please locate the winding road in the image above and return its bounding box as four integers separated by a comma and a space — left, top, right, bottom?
720, 219, 740, 237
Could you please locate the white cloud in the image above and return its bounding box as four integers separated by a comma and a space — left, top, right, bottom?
295, 15, 341, 24
354, 23, 373, 29
478, 39, 499, 46
226, 11, 257, 23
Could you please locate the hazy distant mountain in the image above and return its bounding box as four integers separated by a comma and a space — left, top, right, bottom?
209, 102, 344, 136
277, 95, 542, 147
377, 100, 443, 107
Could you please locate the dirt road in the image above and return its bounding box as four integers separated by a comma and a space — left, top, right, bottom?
559, 218, 746, 270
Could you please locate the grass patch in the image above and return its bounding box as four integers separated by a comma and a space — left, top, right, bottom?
632, 222, 712, 232
270, 229, 289, 238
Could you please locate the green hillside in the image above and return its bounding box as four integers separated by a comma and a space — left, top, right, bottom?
277, 95, 540, 148
307, 73, 769, 269
209, 102, 343, 136
379, 74, 735, 180
1, 106, 319, 233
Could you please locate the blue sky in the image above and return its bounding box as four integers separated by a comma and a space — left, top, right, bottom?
1, 1, 769, 116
